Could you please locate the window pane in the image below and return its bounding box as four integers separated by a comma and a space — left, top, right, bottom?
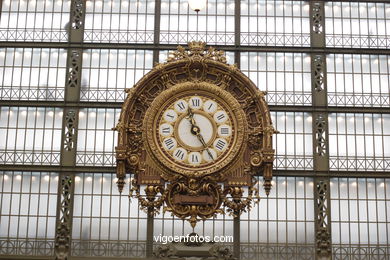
0, 0, 70, 42
0, 107, 62, 165
0, 172, 58, 256
84, 0, 155, 43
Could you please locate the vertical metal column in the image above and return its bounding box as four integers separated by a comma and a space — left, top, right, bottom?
233, 213, 240, 260
146, 1, 162, 258
55, 1, 86, 259
233, 1, 241, 259
310, 1, 332, 260
146, 208, 155, 258
234, 0, 241, 68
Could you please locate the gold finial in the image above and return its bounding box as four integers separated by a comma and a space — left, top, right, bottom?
188, 41, 206, 52
165, 42, 227, 64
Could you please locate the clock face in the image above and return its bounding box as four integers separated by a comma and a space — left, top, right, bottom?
144, 82, 246, 177
156, 94, 233, 168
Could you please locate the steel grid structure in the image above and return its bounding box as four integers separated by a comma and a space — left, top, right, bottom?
0, 0, 390, 260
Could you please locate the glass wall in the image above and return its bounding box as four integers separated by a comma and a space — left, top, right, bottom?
0, 172, 58, 256
241, 52, 312, 106
0, 48, 67, 101
327, 54, 390, 107
241, 0, 310, 46
329, 113, 390, 171
84, 0, 155, 43
0, 107, 63, 165
81, 49, 153, 102
160, 0, 235, 44
0, 0, 70, 42
76, 108, 120, 166
72, 173, 147, 257
331, 178, 390, 259
0, 0, 389, 259
325, 2, 390, 48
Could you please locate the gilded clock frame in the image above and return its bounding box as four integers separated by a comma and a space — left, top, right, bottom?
114, 42, 277, 227
144, 81, 246, 178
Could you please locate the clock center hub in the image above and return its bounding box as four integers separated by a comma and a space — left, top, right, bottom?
176, 112, 216, 151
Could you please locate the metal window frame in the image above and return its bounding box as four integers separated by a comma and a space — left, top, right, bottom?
0, 1, 390, 260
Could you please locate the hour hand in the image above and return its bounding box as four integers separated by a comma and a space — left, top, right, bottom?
186, 107, 196, 126
187, 107, 194, 120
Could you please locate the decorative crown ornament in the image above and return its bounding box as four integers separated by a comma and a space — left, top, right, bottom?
166, 41, 227, 64
115, 42, 276, 228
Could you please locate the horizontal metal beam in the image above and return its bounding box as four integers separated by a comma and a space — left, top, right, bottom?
1, 164, 389, 178
0, 257, 146, 260
1, 100, 390, 114
0, 100, 124, 108
0, 165, 116, 173
273, 170, 390, 178
2, 41, 390, 55
269, 105, 390, 114
330, 0, 390, 2
0, 257, 53, 260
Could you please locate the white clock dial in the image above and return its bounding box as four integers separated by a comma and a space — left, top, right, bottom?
163, 109, 178, 123
213, 138, 228, 152
159, 123, 173, 137
217, 124, 232, 137
157, 94, 236, 169
203, 100, 217, 114
188, 152, 202, 165
174, 99, 188, 113
163, 137, 177, 151
214, 110, 228, 124
173, 148, 187, 161
202, 149, 217, 162
189, 96, 203, 109
177, 113, 214, 148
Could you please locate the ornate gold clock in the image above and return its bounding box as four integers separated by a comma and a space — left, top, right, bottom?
115, 42, 276, 227
145, 82, 246, 178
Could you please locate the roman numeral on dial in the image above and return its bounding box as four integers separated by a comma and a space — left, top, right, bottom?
189, 97, 202, 109
163, 137, 177, 151
203, 100, 217, 114
202, 149, 217, 162
214, 138, 228, 152
173, 148, 187, 161
214, 110, 228, 124
163, 109, 178, 122
177, 102, 185, 110
218, 124, 231, 137
188, 152, 202, 165
174, 99, 188, 113
159, 123, 173, 136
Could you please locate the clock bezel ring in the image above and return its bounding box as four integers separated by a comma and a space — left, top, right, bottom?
143, 81, 247, 178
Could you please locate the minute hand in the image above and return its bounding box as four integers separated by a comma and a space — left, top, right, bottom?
195, 132, 214, 160
186, 108, 214, 160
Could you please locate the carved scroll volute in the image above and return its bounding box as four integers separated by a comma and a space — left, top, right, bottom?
261, 116, 277, 196
113, 117, 128, 193
253, 88, 277, 196
114, 88, 139, 193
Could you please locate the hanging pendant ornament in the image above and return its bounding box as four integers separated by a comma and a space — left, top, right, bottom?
188, 0, 207, 12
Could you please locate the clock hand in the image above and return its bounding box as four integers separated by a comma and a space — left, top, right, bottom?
196, 133, 214, 160
186, 107, 197, 127
186, 107, 214, 160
